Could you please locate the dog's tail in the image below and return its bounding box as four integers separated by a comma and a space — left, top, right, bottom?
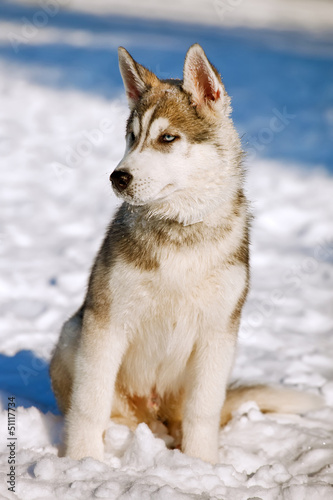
221, 385, 324, 426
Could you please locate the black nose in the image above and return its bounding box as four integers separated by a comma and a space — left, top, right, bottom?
110, 170, 133, 192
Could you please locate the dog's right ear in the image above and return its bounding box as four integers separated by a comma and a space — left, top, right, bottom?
118, 47, 159, 109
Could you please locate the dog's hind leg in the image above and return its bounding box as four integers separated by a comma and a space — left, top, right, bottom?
50, 306, 84, 414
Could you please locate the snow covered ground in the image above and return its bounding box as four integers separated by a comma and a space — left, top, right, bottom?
0, 1, 333, 499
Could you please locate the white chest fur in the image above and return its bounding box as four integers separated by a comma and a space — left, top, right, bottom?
109, 221, 246, 397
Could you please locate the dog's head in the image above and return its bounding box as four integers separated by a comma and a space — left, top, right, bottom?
111, 44, 242, 225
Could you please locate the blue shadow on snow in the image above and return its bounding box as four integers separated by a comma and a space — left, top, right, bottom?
0, 350, 60, 414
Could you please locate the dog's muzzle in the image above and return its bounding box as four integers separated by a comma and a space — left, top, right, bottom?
110, 170, 133, 193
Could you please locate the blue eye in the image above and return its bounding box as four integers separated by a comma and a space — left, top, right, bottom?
160, 134, 178, 143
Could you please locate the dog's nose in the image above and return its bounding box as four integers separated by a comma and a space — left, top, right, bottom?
110, 170, 133, 192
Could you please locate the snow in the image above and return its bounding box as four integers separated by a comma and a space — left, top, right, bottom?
0, 1, 333, 499
29, 0, 333, 34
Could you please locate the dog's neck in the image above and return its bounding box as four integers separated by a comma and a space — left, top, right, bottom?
124, 189, 244, 234
144, 185, 243, 229
181, 217, 203, 227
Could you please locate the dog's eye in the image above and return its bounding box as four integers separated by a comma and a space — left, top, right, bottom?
160, 134, 178, 143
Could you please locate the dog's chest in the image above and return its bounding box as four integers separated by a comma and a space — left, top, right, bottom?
111, 239, 227, 396
111, 237, 223, 317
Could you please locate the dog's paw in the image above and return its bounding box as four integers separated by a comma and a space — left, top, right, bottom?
182, 418, 220, 464
183, 446, 219, 464
182, 439, 219, 465
66, 438, 104, 461
65, 424, 105, 461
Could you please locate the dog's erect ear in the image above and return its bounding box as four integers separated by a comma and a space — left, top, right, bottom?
183, 44, 226, 111
118, 47, 159, 109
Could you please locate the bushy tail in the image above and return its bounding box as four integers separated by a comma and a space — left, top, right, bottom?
221, 385, 323, 426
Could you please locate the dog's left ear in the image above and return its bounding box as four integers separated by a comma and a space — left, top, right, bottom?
183, 44, 228, 113
118, 47, 159, 109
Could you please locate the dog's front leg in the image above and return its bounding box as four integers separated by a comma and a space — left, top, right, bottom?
65, 309, 127, 461
182, 333, 236, 464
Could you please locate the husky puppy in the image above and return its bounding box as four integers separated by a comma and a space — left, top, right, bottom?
50, 44, 321, 464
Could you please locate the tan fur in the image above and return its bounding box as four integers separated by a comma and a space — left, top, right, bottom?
50, 45, 321, 465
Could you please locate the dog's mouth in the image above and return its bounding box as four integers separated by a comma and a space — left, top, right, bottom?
112, 182, 177, 206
